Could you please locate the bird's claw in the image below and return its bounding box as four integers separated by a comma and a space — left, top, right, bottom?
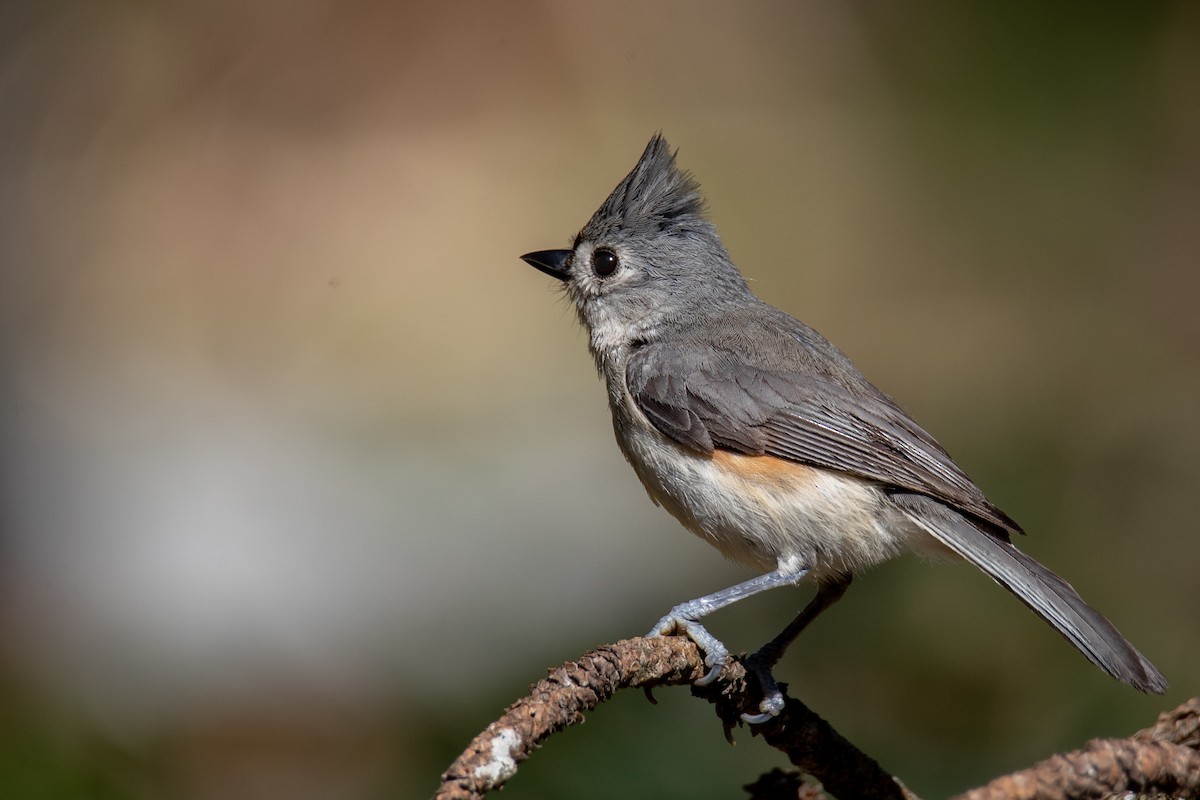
694, 662, 724, 686
647, 612, 731, 685
740, 690, 785, 724
739, 652, 786, 724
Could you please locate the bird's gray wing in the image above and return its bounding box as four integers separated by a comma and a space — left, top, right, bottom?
627, 342, 1021, 534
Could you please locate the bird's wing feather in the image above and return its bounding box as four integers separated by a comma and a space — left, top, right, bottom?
627, 340, 1021, 534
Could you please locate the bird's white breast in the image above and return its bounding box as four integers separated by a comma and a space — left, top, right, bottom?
611, 400, 918, 579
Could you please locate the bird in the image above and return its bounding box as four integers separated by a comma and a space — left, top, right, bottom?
519, 134, 1166, 722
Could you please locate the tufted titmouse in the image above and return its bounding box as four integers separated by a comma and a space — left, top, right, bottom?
520, 134, 1166, 722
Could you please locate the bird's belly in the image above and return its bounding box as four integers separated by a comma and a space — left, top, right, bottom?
616, 422, 916, 577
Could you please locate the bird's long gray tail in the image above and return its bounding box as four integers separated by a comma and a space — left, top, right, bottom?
895, 494, 1167, 694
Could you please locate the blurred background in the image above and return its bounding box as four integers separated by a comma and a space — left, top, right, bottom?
1, 2, 1197, 798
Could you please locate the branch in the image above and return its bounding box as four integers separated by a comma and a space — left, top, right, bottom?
952, 698, 1200, 800
433, 636, 913, 800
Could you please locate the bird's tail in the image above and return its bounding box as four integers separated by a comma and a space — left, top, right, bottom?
898, 496, 1167, 694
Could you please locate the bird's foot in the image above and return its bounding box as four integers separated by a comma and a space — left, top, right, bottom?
647, 611, 730, 686
739, 651, 786, 724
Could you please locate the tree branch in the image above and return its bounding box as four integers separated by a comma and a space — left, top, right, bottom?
952, 698, 1200, 800
433, 636, 911, 800
433, 636, 1197, 800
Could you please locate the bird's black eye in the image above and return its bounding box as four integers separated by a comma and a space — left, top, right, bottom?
591, 248, 619, 277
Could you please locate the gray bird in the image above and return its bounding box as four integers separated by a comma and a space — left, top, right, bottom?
520, 134, 1166, 722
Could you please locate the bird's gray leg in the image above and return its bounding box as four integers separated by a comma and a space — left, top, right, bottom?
647, 567, 811, 687
741, 573, 853, 724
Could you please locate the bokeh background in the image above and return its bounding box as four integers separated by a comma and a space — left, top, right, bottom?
1, 2, 1197, 798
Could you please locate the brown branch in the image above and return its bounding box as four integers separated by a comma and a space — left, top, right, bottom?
433, 636, 912, 800
434, 636, 703, 800
953, 698, 1200, 800
1135, 697, 1200, 748
433, 635, 1197, 800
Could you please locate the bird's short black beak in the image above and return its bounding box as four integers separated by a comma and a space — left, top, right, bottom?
520, 249, 572, 282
